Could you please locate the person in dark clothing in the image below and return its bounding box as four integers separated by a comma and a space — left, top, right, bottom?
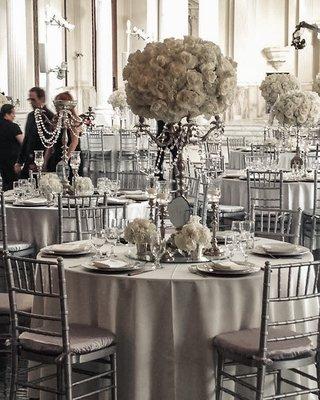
46, 91, 83, 176
0, 104, 24, 190
14, 87, 54, 179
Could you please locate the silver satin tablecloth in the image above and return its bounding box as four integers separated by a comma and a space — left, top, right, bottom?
33, 240, 316, 400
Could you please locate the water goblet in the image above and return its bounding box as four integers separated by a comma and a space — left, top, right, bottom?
34, 150, 44, 173
105, 221, 118, 257
90, 229, 107, 259
150, 235, 166, 269
13, 181, 22, 204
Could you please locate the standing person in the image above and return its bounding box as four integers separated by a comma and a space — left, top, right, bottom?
0, 104, 24, 190
14, 87, 54, 178
46, 91, 83, 176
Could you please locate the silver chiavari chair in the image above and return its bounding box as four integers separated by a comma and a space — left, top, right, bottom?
246, 170, 284, 217
184, 177, 201, 216
0, 193, 34, 354
4, 252, 117, 400
85, 125, 113, 177
253, 206, 302, 244
58, 193, 107, 244
118, 171, 148, 191
302, 169, 320, 251
214, 259, 320, 400
226, 136, 246, 160
118, 129, 138, 171
76, 204, 127, 240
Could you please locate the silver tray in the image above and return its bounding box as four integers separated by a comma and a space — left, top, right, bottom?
126, 250, 226, 264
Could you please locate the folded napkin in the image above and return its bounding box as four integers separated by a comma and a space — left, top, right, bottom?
262, 243, 297, 254
49, 242, 91, 253
23, 198, 47, 205
212, 260, 248, 271
106, 197, 131, 204
4, 190, 14, 197
93, 259, 128, 270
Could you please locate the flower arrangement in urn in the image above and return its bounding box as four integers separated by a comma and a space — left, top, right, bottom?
74, 177, 94, 196
123, 36, 237, 122
108, 89, 127, 112
273, 90, 320, 127
259, 73, 300, 110
39, 173, 63, 194
174, 216, 212, 261
124, 218, 157, 257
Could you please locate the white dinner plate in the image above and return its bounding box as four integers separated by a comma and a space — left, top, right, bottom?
197, 262, 260, 276
41, 242, 92, 256
83, 262, 140, 273
252, 244, 308, 257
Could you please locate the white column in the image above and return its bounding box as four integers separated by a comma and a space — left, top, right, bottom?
159, 0, 188, 40
6, 0, 28, 111
199, 0, 219, 42
95, 0, 113, 124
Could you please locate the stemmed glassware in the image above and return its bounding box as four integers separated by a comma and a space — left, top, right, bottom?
97, 177, 112, 196
105, 220, 119, 257
70, 151, 81, 188
150, 234, 166, 269
91, 229, 107, 259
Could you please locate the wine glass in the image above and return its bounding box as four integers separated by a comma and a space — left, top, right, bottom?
91, 229, 107, 259
150, 235, 166, 269
34, 150, 44, 172
13, 181, 22, 203
105, 221, 118, 257
70, 151, 81, 180
97, 178, 111, 196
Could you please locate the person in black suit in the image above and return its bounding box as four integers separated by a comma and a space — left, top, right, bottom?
14, 87, 54, 179
0, 104, 24, 190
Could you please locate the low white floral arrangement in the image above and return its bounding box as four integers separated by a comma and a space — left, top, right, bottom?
108, 89, 127, 111
124, 218, 157, 244
39, 173, 63, 194
0, 93, 9, 108
123, 36, 237, 122
314, 73, 320, 96
264, 138, 278, 147
273, 90, 320, 127
74, 177, 94, 195
259, 74, 300, 108
174, 216, 211, 253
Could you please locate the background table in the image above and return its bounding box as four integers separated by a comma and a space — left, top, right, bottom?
5, 202, 149, 249
228, 150, 314, 170
221, 177, 314, 211
34, 240, 315, 400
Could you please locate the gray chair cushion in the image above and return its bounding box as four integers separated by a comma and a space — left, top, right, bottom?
0, 242, 34, 252
0, 293, 33, 314
213, 327, 313, 361
19, 323, 115, 355
219, 205, 245, 214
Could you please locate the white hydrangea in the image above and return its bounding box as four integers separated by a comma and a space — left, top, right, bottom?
108, 89, 127, 111
74, 177, 94, 195
39, 173, 63, 194
259, 74, 300, 108
123, 36, 237, 123
273, 90, 320, 127
124, 218, 157, 244
174, 215, 212, 252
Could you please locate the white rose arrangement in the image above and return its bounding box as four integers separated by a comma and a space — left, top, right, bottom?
108, 89, 127, 111
124, 218, 157, 244
0, 93, 9, 108
273, 90, 320, 127
123, 36, 237, 122
74, 177, 94, 196
259, 74, 300, 108
39, 173, 63, 194
174, 215, 212, 252
314, 73, 320, 96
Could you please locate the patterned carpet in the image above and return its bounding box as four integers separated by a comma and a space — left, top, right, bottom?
0, 355, 28, 400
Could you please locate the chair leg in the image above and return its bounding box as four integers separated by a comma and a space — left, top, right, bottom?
111, 353, 118, 400
215, 352, 224, 400
316, 354, 320, 400
255, 365, 266, 400
276, 370, 282, 399
64, 355, 73, 400
9, 346, 18, 400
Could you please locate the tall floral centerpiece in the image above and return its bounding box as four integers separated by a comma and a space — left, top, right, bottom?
123, 36, 237, 195
273, 90, 320, 167
108, 89, 129, 128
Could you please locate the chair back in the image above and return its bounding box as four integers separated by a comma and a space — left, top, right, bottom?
246, 170, 283, 216
4, 252, 70, 355
184, 177, 200, 215
76, 204, 127, 240
226, 137, 246, 159
118, 171, 148, 191
86, 125, 106, 153
58, 194, 107, 243
0, 192, 8, 251
258, 260, 320, 364
253, 206, 302, 244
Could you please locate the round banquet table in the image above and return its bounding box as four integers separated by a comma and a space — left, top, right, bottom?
5, 201, 149, 250
228, 149, 315, 170
221, 177, 314, 211
33, 239, 317, 400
